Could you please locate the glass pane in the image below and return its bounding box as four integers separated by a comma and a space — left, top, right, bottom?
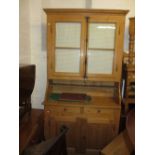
87, 50, 114, 74
88, 23, 116, 49
55, 49, 80, 73
56, 22, 81, 48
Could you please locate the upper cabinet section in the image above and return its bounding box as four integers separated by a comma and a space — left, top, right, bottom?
44, 9, 128, 82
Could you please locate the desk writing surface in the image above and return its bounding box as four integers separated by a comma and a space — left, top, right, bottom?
46, 95, 120, 109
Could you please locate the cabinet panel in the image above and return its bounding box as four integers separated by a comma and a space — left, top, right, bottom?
86, 123, 115, 149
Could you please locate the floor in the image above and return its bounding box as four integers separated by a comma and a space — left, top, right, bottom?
67, 148, 100, 155
68, 153, 99, 155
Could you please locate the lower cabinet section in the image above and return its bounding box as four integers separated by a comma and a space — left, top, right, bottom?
44, 105, 120, 153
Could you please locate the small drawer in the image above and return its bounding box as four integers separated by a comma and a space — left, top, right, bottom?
45, 106, 61, 115
45, 106, 81, 116
84, 107, 114, 119
60, 106, 81, 115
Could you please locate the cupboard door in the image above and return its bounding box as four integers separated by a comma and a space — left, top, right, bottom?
86, 16, 123, 81
86, 123, 116, 149
48, 16, 86, 80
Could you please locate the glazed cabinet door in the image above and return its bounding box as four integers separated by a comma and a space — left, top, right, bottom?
47, 15, 86, 80
86, 16, 123, 81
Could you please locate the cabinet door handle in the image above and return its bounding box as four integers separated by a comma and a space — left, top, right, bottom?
46, 110, 50, 113
97, 110, 101, 113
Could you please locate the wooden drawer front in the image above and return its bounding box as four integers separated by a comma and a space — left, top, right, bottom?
60, 106, 81, 116
45, 106, 81, 116
45, 107, 60, 115
84, 107, 114, 120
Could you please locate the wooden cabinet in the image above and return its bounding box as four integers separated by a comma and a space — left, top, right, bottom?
44, 9, 128, 154
44, 9, 128, 82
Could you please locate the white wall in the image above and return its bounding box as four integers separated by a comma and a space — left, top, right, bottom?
47, 0, 86, 8
19, 0, 135, 109
29, 0, 45, 109
19, 0, 31, 63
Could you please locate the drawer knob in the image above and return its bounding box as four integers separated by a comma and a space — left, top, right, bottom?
97, 110, 101, 113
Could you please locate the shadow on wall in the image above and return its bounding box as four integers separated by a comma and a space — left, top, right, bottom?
41, 23, 46, 52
